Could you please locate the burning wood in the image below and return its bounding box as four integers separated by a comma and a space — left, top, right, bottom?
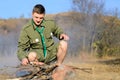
6, 63, 92, 80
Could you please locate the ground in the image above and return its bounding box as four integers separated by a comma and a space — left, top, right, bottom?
67, 62, 120, 80
0, 55, 120, 80
64, 56, 120, 80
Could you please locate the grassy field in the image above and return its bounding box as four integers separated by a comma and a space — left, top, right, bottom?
64, 56, 120, 80
67, 62, 120, 80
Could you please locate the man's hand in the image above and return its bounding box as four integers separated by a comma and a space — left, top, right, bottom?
21, 58, 29, 65
30, 61, 44, 65
60, 34, 69, 41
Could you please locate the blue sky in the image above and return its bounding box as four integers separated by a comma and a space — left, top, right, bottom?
0, 0, 71, 19
0, 0, 120, 19
105, 0, 120, 12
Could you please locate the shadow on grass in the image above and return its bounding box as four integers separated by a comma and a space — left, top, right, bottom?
98, 58, 120, 65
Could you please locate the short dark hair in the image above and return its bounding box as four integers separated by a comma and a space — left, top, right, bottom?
32, 4, 45, 14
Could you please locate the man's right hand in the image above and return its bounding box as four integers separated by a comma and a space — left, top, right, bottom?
21, 58, 29, 65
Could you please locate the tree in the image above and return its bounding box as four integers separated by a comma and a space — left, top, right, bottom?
71, 0, 105, 54
94, 16, 120, 57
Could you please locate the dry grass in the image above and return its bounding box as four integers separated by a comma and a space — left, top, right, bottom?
69, 63, 120, 80
64, 55, 120, 80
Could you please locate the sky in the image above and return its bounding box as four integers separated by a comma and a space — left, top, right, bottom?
105, 0, 120, 13
0, 0, 120, 19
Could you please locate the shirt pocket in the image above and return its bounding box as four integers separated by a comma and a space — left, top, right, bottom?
45, 32, 53, 39
30, 38, 43, 49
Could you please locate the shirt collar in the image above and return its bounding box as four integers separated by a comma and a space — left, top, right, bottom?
31, 19, 46, 30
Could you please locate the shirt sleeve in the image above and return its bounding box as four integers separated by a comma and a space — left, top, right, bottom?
52, 22, 64, 39
17, 28, 30, 61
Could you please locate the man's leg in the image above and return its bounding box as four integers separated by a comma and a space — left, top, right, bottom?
28, 52, 44, 65
28, 52, 38, 62
56, 40, 68, 66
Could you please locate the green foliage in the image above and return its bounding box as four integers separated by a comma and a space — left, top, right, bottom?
93, 16, 120, 57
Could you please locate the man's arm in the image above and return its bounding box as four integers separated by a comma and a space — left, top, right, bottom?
51, 21, 64, 39
17, 28, 30, 65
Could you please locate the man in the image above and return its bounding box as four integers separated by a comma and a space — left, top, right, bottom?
17, 4, 69, 66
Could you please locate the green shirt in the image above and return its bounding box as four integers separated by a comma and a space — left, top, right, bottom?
17, 19, 63, 61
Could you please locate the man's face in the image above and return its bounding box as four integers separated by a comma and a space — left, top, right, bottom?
32, 12, 45, 26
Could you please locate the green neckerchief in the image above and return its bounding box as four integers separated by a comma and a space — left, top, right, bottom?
32, 20, 47, 58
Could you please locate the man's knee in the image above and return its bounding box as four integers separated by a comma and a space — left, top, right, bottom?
28, 51, 37, 62
59, 40, 68, 48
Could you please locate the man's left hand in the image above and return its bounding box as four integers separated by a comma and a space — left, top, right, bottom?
60, 34, 69, 41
